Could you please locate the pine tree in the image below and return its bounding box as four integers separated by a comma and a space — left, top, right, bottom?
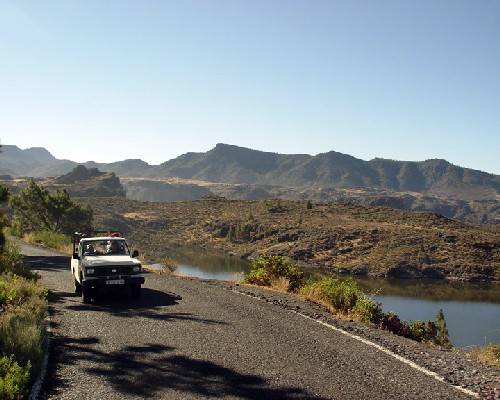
10, 180, 93, 235
436, 309, 452, 349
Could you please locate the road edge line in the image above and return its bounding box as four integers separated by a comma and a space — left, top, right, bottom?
29, 309, 51, 400
231, 288, 478, 399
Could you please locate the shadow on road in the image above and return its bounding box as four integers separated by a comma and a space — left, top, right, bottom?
67, 289, 226, 325
23, 255, 70, 271
25, 254, 212, 322
44, 337, 329, 400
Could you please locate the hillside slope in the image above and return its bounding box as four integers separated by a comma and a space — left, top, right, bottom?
145, 144, 499, 199
6, 165, 126, 197
82, 197, 500, 282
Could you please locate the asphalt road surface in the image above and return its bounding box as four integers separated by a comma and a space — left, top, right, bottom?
21, 242, 488, 400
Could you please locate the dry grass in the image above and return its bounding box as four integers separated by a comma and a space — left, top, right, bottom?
271, 277, 291, 293
159, 257, 178, 274
229, 272, 245, 284
466, 344, 500, 367
23, 231, 73, 254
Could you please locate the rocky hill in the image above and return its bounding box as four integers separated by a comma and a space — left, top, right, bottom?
1, 144, 498, 223
81, 196, 500, 282
121, 178, 212, 202
5, 165, 126, 198
2, 144, 498, 198
148, 144, 500, 199
0, 145, 59, 176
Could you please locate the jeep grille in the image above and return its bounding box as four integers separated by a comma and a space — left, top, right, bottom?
93, 266, 133, 277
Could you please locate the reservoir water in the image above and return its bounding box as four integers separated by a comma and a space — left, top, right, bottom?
157, 249, 500, 349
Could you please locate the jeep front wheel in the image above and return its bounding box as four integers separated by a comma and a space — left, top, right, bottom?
131, 284, 141, 299
82, 282, 92, 303
74, 278, 82, 294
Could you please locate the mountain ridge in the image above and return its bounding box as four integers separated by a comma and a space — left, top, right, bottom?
0, 143, 500, 223
1, 143, 499, 206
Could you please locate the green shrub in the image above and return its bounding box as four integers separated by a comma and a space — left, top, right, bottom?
405, 311, 451, 348
301, 278, 360, 313
0, 355, 30, 400
408, 320, 425, 341
352, 296, 383, 324
435, 309, 452, 348
0, 273, 48, 390
379, 310, 452, 348
0, 313, 45, 372
0, 274, 48, 318
244, 268, 272, 287
0, 242, 34, 279
26, 231, 72, 253
408, 320, 438, 343
243, 255, 303, 292
0, 281, 15, 308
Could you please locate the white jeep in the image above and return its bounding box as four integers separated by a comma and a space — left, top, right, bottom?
71, 231, 145, 303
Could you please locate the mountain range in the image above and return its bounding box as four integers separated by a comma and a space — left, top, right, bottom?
1, 143, 498, 223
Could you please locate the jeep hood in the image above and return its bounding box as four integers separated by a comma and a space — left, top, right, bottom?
82, 255, 141, 266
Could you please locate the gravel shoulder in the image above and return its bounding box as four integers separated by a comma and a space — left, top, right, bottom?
18, 241, 499, 400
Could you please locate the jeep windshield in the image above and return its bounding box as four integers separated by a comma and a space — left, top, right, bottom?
81, 239, 130, 256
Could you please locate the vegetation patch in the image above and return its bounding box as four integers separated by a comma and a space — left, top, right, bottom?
244, 254, 453, 348
2, 179, 84, 398
0, 354, 31, 400
300, 277, 361, 314
244, 255, 304, 292
159, 257, 178, 275
467, 344, 500, 367
0, 245, 48, 399
24, 231, 72, 254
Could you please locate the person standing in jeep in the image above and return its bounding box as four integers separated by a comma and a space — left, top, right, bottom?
71, 231, 145, 303
106, 239, 125, 254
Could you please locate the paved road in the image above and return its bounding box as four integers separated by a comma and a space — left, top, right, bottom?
21, 243, 479, 400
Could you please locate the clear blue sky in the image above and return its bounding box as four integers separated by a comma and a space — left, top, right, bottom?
1, 1, 499, 174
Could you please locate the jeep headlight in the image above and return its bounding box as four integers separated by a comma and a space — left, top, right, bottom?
132, 266, 141, 273
86, 268, 95, 275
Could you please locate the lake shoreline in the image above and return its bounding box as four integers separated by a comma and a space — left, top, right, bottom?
81, 196, 499, 280
145, 247, 500, 348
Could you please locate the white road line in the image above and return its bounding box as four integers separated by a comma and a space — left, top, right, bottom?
231, 288, 478, 399
29, 310, 51, 400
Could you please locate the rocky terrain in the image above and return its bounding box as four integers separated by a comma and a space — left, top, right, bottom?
3, 165, 126, 197
80, 196, 499, 282
123, 178, 499, 224
4, 171, 498, 225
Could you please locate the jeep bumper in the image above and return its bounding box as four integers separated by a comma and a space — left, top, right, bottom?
82, 275, 145, 289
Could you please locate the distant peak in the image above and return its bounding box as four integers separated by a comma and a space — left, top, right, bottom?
25, 147, 57, 163
214, 143, 244, 151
